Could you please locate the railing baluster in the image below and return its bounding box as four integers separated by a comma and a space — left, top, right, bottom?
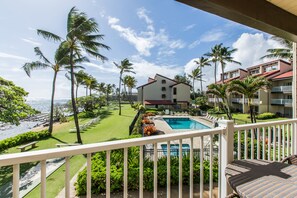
154, 143, 158, 198
251, 128, 254, 159
13, 164, 20, 198
179, 139, 183, 198
41, 160, 46, 198
237, 131, 241, 160
244, 130, 248, 159
257, 128, 260, 159
87, 153, 92, 198
209, 135, 213, 198
262, 127, 266, 160
273, 126, 276, 161
278, 125, 281, 161
200, 136, 204, 198
190, 138, 193, 198
106, 150, 111, 198
291, 124, 294, 155
287, 124, 290, 156
124, 148, 128, 198
268, 126, 271, 161
167, 141, 171, 198
65, 157, 70, 198
282, 124, 285, 159
139, 146, 143, 198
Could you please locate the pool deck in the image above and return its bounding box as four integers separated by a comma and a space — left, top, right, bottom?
149, 116, 215, 150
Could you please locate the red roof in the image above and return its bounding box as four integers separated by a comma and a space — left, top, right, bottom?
144, 100, 174, 105
273, 71, 293, 80
254, 70, 280, 78
216, 76, 240, 84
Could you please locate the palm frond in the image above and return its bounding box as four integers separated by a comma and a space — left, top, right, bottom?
37, 29, 62, 42
34, 47, 52, 64
22, 61, 50, 77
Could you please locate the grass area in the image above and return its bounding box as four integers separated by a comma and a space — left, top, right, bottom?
0, 104, 136, 198
210, 113, 288, 125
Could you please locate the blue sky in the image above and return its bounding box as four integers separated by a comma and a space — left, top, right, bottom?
0, 0, 282, 99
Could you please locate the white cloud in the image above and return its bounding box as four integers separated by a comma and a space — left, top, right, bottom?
107, 8, 185, 57
184, 24, 196, 32
0, 52, 30, 61
21, 38, 41, 46
189, 29, 225, 49
84, 62, 118, 73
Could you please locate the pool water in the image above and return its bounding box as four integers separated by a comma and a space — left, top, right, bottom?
163, 117, 210, 130
161, 144, 190, 156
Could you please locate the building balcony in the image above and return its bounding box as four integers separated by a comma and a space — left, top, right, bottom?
208, 98, 222, 103
271, 99, 292, 107
231, 98, 259, 105
0, 119, 296, 197
271, 86, 292, 93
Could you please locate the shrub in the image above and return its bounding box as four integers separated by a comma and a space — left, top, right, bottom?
256, 112, 277, 120
0, 130, 51, 152
76, 147, 218, 195
131, 113, 143, 135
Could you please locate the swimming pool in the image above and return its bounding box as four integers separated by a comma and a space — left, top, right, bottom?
163, 117, 210, 130
161, 144, 190, 156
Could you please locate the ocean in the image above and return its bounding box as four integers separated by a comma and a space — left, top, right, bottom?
0, 99, 69, 140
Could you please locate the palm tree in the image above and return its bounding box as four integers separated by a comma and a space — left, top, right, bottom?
188, 68, 202, 97
114, 59, 135, 115
174, 73, 191, 84
230, 76, 271, 123
194, 56, 210, 93
105, 84, 115, 106
23, 46, 68, 134
123, 75, 137, 104
37, 7, 110, 144
74, 70, 88, 101
207, 83, 232, 120
83, 75, 97, 96
96, 82, 106, 96
261, 36, 293, 62
218, 46, 241, 84
205, 43, 223, 84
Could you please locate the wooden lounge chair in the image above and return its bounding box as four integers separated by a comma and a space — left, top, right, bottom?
282, 155, 297, 165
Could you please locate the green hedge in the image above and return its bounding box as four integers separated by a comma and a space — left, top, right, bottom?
76, 147, 218, 195
0, 130, 51, 152
256, 112, 277, 120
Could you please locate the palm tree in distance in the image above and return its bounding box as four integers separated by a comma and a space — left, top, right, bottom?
23, 46, 69, 134
105, 84, 115, 106
207, 83, 232, 120
114, 59, 135, 115
188, 68, 202, 97
37, 7, 110, 144
205, 43, 223, 84
123, 75, 137, 104
218, 46, 241, 84
230, 76, 271, 123
174, 74, 191, 84
261, 36, 293, 62
194, 56, 211, 93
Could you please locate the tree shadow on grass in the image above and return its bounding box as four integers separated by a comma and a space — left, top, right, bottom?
50, 136, 68, 144
99, 110, 113, 120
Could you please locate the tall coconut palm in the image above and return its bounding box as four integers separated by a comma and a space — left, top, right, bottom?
207, 83, 232, 120
205, 43, 223, 84
83, 75, 97, 96
194, 56, 211, 93
105, 84, 115, 106
74, 70, 88, 101
37, 7, 110, 144
261, 36, 293, 62
123, 75, 137, 104
114, 59, 135, 115
218, 46, 241, 84
188, 68, 202, 97
23, 46, 68, 134
174, 74, 191, 84
230, 76, 271, 123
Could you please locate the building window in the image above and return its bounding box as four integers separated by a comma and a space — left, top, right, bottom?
230, 71, 239, 78
173, 87, 177, 95
162, 79, 166, 84
162, 87, 166, 91
250, 69, 259, 75
173, 99, 177, 103
288, 95, 292, 99
284, 82, 292, 86
264, 64, 278, 72
162, 94, 166, 99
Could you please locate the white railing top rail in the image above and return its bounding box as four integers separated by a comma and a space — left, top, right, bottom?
234, 118, 297, 131
0, 127, 225, 167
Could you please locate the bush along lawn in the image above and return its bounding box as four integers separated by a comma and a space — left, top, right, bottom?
76, 146, 218, 195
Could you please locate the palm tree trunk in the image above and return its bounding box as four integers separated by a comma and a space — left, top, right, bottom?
214, 62, 217, 84
192, 78, 195, 98
221, 62, 225, 84
75, 84, 79, 102
89, 88, 92, 96
249, 105, 254, 123
70, 50, 82, 144
200, 75, 203, 94
119, 73, 122, 115
86, 87, 88, 96
48, 71, 58, 134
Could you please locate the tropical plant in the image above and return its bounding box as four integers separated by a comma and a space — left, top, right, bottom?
123, 75, 137, 104
205, 43, 223, 84
23, 46, 69, 133
104, 84, 115, 105
207, 83, 232, 119
217, 46, 241, 84
194, 56, 211, 93
83, 75, 97, 96
261, 36, 293, 62
74, 70, 88, 101
229, 76, 271, 123
188, 67, 202, 96
0, 77, 37, 125
36, 7, 110, 144
174, 73, 191, 84
114, 59, 135, 115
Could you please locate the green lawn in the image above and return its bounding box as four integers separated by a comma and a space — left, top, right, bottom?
1, 104, 136, 198
210, 113, 288, 125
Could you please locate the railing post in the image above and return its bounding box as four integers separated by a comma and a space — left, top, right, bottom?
218, 120, 234, 197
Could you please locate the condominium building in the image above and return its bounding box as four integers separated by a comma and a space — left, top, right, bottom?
137, 74, 191, 109
208, 59, 293, 117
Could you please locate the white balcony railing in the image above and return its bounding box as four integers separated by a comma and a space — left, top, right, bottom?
271, 86, 292, 93
271, 99, 292, 106
0, 119, 296, 197
208, 98, 223, 103
231, 98, 259, 105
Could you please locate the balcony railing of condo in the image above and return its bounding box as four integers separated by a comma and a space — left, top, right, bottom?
271, 86, 292, 93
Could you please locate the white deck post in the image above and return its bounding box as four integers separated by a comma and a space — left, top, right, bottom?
293, 42, 297, 154
218, 120, 234, 197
